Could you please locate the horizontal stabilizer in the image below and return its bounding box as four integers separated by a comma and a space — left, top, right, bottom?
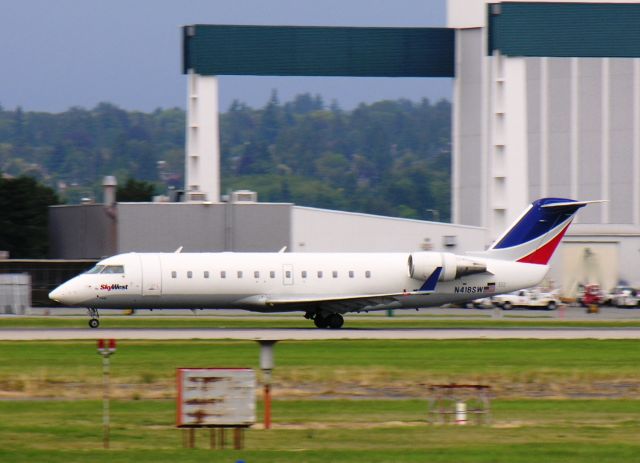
541, 200, 605, 208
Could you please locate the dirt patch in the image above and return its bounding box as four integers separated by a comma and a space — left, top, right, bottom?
2, 376, 640, 400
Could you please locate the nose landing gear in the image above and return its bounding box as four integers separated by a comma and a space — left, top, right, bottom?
88, 308, 100, 329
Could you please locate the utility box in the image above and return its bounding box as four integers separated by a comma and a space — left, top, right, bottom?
0, 274, 31, 315
176, 368, 256, 427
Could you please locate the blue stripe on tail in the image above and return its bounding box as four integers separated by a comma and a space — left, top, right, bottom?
493, 198, 584, 249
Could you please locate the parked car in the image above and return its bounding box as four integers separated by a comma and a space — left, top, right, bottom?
608, 286, 640, 308
492, 288, 560, 310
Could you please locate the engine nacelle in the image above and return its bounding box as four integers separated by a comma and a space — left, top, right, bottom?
408, 252, 487, 282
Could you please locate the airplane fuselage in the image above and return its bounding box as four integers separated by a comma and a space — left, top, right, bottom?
51, 251, 548, 313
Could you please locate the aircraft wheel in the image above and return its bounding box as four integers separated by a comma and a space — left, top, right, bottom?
327, 313, 344, 329
314, 315, 328, 329
89, 318, 100, 329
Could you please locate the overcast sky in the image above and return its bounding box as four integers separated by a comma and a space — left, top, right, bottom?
1, 0, 448, 112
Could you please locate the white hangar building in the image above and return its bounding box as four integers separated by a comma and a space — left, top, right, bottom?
450, 0, 640, 293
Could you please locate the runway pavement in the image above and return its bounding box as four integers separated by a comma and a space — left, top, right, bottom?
2, 327, 640, 341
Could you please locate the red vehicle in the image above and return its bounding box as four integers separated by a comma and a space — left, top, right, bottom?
578, 284, 603, 306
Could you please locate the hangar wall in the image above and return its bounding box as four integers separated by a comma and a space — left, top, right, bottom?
291, 207, 485, 253
116, 203, 291, 253
49, 202, 486, 260
450, 0, 640, 235
48, 204, 116, 259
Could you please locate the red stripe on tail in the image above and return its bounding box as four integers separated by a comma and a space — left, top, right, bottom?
517, 222, 572, 265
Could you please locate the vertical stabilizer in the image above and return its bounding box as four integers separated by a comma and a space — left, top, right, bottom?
479, 198, 595, 264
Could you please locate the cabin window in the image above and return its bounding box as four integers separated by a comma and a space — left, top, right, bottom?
171, 271, 177, 279
102, 265, 124, 274
187, 271, 193, 279
365, 270, 371, 278
301, 271, 307, 278
85, 265, 105, 274
349, 270, 354, 278
237, 271, 243, 279
317, 271, 323, 278
220, 271, 226, 279
332, 271, 338, 278
204, 271, 209, 279
285, 270, 291, 279
254, 271, 260, 279
270, 271, 276, 279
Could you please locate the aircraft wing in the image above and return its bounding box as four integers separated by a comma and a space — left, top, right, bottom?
239, 289, 435, 314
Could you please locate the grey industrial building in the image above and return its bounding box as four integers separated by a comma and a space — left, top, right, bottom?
49, 195, 485, 259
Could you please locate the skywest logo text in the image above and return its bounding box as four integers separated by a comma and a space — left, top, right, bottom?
100, 284, 129, 291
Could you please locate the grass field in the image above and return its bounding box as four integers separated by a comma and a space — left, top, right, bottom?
1, 338, 640, 461
1, 339, 640, 399
1, 399, 639, 462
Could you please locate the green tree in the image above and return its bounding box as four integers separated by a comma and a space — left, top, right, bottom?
0, 175, 59, 258
116, 178, 156, 202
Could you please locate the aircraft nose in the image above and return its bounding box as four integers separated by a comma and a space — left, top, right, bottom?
49, 285, 67, 304
49, 282, 80, 305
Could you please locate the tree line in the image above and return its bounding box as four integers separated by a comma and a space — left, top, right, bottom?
0, 94, 452, 256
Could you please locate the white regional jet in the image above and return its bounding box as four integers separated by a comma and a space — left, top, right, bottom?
50, 198, 594, 329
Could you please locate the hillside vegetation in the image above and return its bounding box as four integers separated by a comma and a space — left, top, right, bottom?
0, 94, 451, 221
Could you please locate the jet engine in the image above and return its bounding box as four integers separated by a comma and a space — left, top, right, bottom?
408, 252, 487, 281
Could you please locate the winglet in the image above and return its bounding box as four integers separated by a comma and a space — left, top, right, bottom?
419, 267, 442, 292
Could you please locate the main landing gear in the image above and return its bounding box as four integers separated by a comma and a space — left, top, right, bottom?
307, 312, 344, 329
88, 308, 100, 329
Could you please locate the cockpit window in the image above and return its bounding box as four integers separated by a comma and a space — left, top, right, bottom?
102, 265, 125, 274
85, 265, 105, 274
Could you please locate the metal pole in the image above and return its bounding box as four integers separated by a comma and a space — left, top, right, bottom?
263, 370, 272, 429
102, 353, 110, 449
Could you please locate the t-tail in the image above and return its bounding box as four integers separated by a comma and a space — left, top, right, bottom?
478, 198, 599, 264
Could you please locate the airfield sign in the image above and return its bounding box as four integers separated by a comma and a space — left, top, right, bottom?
176, 368, 256, 427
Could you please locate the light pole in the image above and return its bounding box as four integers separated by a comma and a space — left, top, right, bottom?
97, 339, 117, 449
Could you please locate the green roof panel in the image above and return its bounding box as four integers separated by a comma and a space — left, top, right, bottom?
489, 2, 640, 58
183, 25, 455, 77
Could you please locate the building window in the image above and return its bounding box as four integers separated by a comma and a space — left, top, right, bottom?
349, 270, 354, 278
317, 271, 323, 278
301, 271, 307, 278
171, 271, 177, 279
254, 271, 260, 279
220, 271, 226, 279
365, 270, 371, 278
270, 271, 276, 279
187, 271, 193, 279
204, 271, 209, 279
237, 271, 243, 279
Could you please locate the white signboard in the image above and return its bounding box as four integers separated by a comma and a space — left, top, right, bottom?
177, 368, 256, 427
